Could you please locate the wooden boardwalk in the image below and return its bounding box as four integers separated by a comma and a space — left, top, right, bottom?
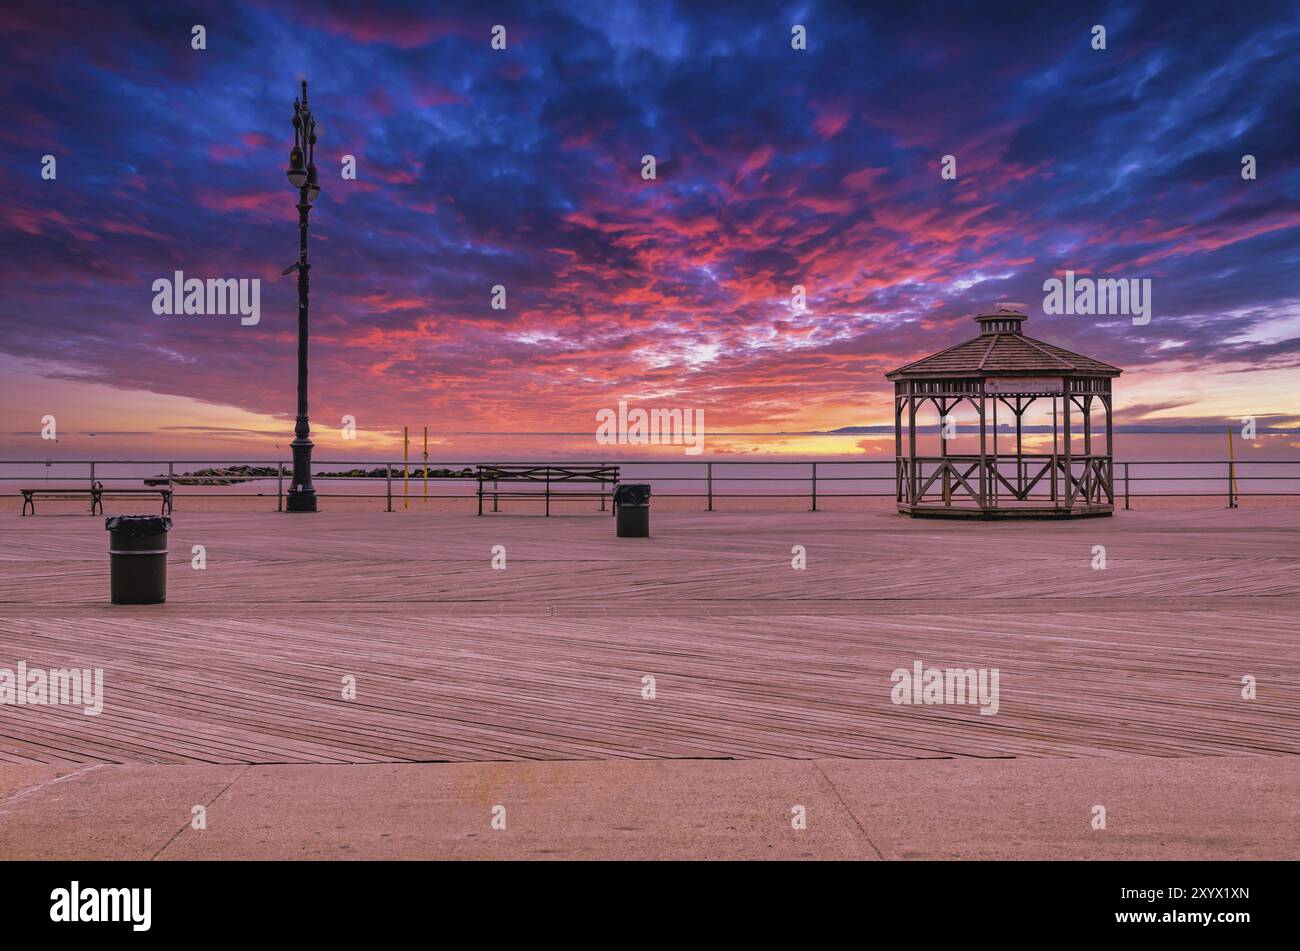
0, 507, 1296, 765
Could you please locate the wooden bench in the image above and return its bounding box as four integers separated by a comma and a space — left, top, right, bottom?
21, 486, 173, 516
476, 465, 619, 516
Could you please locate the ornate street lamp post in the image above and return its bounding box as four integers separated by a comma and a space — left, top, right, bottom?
284, 80, 321, 512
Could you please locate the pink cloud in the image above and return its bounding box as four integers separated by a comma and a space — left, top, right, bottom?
812, 101, 853, 140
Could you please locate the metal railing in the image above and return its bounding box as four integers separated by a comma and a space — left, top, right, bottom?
3, 458, 1298, 512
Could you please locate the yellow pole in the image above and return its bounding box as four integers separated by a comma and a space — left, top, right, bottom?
423, 426, 428, 500
403, 426, 409, 510
1227, 426, 1239, 507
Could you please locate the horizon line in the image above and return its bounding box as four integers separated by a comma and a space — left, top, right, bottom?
9, 425, 1300, 438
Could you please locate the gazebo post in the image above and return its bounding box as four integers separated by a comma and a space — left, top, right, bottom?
1104, 390, 1114, 504
991, 395, 998, 505
1049, 397, 1057, 504
908, 385, 918, 507
978, 391, 987, 510
1015, 398, 1023, 498
1062, 386, 1073, 510
1076, 392, 1086, 501
939, 397, 950, 506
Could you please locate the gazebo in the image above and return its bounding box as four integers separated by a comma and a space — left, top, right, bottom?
886, 307, 1122, 518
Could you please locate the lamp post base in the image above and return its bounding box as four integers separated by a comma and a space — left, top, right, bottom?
285, 489, 318, 512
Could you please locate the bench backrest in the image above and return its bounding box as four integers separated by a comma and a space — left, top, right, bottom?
20, 488, 170, 494
476, 465, 619, 484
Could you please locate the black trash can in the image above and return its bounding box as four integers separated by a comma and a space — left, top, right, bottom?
614, 483, 651, 538
106, 515, 172, 604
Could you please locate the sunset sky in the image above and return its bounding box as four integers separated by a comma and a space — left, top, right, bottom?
2, 0, 1299, 460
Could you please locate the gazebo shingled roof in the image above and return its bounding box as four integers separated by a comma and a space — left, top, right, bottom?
887, 312, 1122, 379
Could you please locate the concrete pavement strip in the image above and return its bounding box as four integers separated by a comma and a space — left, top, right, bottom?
0, 757, 1295, 860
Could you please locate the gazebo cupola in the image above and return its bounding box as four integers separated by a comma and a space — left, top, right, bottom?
886, 306, 1122, 518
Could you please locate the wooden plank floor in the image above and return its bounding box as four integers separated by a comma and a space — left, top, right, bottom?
0, 506, 1296, 764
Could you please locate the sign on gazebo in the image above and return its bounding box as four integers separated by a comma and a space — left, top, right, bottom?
984, 377, 1063, 395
